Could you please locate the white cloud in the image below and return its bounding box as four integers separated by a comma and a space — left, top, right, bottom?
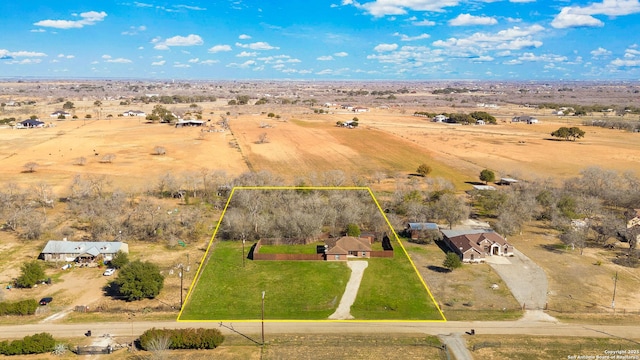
317, 55, 334, 61
551, 8, 603, 29
236, 41, 279, 50
200, 59, 219, 65
413, 19, 436, 26
0, 49, 48, 60
208, 44, 232, 53
34, 11, 107, 29
334, 52, 349, 57
393, 32, 431, 41
590, 47, 612, 58
239, 34, 252, 39
237, 51, 258, 57
354, 0, 460, 17
374, 43, 399, 52
449, 14, 497, 26
57, 53, 74, 59
105, 57, 133, 63
188, 58, 200, 63
518, 52, 568, 62
510, 0, 535, 2
610, 58, 640, 67
122, 25, 147, 35
552, 1, 640, 29
102, 54, 112, 59
153, 34, 203, 50
227, 60, 257, 68
174, 63, 191, 68
151, 60, 166, 66
432, 25, 544, 53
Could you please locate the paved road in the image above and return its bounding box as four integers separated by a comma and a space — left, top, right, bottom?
1, 319, 638, 341
439, 333, 473, 360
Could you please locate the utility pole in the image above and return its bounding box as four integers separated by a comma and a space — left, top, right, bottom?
611, 271, 618, 311
242, 239, 246, 267
180, 265, 184, 308
261, 291, 265, 346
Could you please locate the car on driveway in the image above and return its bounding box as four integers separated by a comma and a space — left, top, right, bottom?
103, 268, 116, 276
39, 297, 53, 306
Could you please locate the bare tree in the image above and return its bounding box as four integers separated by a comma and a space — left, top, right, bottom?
434, 193, 470, 229
257, 132, 269, 144
22, 162, 39, 173
73, 157, 87, 166
153, 146, 167, 155
100, 153, 116, 163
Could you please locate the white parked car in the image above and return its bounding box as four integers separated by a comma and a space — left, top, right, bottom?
103, 268, 116, 276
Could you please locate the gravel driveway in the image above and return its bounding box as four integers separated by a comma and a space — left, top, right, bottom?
328, 261, 368, 320
488, 249, 549, 310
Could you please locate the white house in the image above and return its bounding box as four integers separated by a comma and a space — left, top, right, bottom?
433, 114, 448, 122
123, 110, 146, 117
50, 110, 70, 118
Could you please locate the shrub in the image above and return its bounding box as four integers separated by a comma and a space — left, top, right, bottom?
0, 333, 56, 355
139, 328, 224, 350
16, 261, 45, 288
443, 252, 462, 270
0, 299, 38, 316
113, 260, 164, 301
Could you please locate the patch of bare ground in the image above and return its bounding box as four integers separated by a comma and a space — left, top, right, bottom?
261, 334, 444, 360
466, 335, 640, 360
401, 240, 522, 321
506, 223, 640, 324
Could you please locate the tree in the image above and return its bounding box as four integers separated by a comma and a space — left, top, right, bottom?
416, 163, 432, 177
16, 261, 45, 288
346, 223, 361, 237
443, 252, 462, 270
479, 169, 495, 184
434, 193, 470, 229
470, 111, 497, 124
153, 146, 167, 155
113, 260, 164, 301
93, 100, 102, 107
551, 126, 585, 141
62, 101, 74, 109
22, 162, 39, 173
110, 250, 129, 269
257, 132, 269, 144
236, 95, 250, 105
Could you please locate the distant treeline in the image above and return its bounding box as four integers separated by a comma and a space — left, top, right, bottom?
432, 87, 481, 94
414, 111, 496, 124
528, 102, 640, 115
584, 119, 640, 132
132, 95, 218, 105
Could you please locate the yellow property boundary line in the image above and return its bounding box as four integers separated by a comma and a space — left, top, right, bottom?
177, 186, 446, 323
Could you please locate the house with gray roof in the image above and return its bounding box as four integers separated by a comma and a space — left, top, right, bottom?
39, 240, 128, 263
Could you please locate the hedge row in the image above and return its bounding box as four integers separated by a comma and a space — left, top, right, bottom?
0, 299, 38, 316
0, 333, 56, 356
139, 328, 224, 350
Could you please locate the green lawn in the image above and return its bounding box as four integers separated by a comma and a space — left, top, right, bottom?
350, 245, 443, 320
180, 238, 444, 321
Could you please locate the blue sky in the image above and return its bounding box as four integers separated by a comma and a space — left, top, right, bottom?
1, 0, 640, 80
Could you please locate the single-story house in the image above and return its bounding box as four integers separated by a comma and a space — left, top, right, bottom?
475, 120, 485, 125
123, 110, 146, 117
50, 110, 70, 118
175, 119, 205, 127
39, 240, 129, 263
433, 114, 448, 122
406, 222, 439, 240
441, 229, 514, 263
325, 236, 371, 261
17, 119, 45, 128
512, 115, 538, 123
496, 177, 519, 185
353, 107, 369, 113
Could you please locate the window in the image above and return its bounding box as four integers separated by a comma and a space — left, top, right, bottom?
335, 255, 340, 260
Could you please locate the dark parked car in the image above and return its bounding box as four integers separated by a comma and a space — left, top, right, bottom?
39, 297, 53, 306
